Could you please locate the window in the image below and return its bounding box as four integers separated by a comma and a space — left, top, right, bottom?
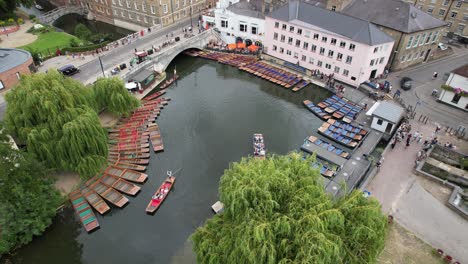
420, 50, 425, 58
150, 5, 155, 14
114, 9, 117, 15
438, 9, 445, 16
339, 41, 346, 48
334, 66, 340, 73
118, 0, 122, 6
134, 1, 139, 10
451, 94, 461, 104
0, 80, 4, 90
288, 37, 293, 45
279, 47, 284, 53
457, 24, 465, 34
345, 55, 352, 64
319, 47, 325, 55
317, 60, 322, 67
313, 33, 319, 40
321, 36, 327, 42
343, 69, 349, 76
331, 5, 336, 11
325, 63, 331, 69
128, 12, 132, 19
425, 32, 432, 44
331, 38, 337, 45
400, 55, 406, 62
273, 32, 278, 40
282, 24, 287, 30
275, 22, 279, 28
286, 50, 292, 56
351, 76, 356, 81
273, 45, 277, 51
289, 26, 294, 32
370, 59, 375, 66
349, 43, 355, 51
432, 31, 439, 42
413, 35, 420, 47
311, 44, 316, 52
297, 28, 302, 35
374, 47, 378, 53
406, 36, 413, 49
293, 52, 298, 59
280, 35, 285, 42
419, 33, 426, 45
112, 0, 115, 4
221, 20, 228, 28
407, 53, 413, 60
451, 12, 457, 18
163, 4, 168, 13
379, 57, 385, 64
303, 42, 308, 50
295, 39, 301, 47
304, 30, 310, 37
251, 26, 258, 35
337, 53, 343, 61
144, 16, 148, 23
301, 55, 306, 61
121, 11, 125, 17
463, 14, 468, 21
126, 0, 130, 7
377, 119, 383, 125
309, 57, 314, 64
328, 50, 334, 57
239, 23, 247, 32
427, 7, 433, 13
455, 1, 462, 8
137, 15, 140, 21
443, 0, 449, 6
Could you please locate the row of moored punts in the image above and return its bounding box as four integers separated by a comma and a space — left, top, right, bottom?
317, 119, 368, 149
304, 95, 363, 123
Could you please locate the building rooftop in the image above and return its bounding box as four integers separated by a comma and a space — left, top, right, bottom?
267, 0, 394, 46
342, 0, 447, 33
372, 101, 404, 123
0, 49, 32, 73
227, 0, 265, 19
452, 64, 468, 78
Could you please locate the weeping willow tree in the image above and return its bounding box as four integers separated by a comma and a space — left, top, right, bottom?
192, 153, 387, 264
92, 77, 139, 116
4, 71, 108, 178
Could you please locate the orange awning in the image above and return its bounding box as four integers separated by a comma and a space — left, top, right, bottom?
237, 43, 246, 49
248, 45, 259, 51
227, 43, 237, 50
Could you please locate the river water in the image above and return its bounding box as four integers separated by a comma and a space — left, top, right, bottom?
1, 56, 331, 264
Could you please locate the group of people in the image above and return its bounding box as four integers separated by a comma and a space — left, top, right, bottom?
152, 185, 170, 201
253, 136, 265, 156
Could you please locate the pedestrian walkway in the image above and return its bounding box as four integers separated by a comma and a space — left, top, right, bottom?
0, 21, 37, 48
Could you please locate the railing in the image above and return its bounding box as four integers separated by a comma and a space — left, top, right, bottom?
40, 6, 88, 23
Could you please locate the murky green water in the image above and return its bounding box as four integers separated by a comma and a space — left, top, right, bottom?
1, 56, 331, 264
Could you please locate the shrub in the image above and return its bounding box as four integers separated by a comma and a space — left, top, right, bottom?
29, 14, 36, 20
69, 38, 79, 47
0, 21, 4, 26
17, 18, 24, 24
62, 41, 110, 53
7, 18, 14, 24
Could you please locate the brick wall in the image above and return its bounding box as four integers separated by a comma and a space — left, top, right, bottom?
0, 57, 34, 91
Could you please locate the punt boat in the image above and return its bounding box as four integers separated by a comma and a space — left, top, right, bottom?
105, 165, 148, 183
100, 173, 141, 196
86, 176, 129, 207
69, 190, 100, 232
253, 133, 266, 159
146, 173, 176, 214
80, 186, 111, 215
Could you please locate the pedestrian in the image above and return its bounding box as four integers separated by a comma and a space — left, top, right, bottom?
432, 71, 438, 79
413, 131, 419, 141
166, 34, 168, 39
135, 48, 137, 52
364, 103, 368, 110
417, 133, 423, 143
406, 137, 411, 148
391, 138, 397, 149
435, 124, 441, 134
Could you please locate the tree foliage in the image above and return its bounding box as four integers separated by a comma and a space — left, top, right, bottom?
192, 153, 387, 264
4, 71, 107, 178
92, 77, 140, 116
74, 23, 92, 41
0, 125, 61, 254
0, 0, 34, 16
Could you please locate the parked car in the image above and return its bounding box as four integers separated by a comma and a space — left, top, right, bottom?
400, 77, 413, 90
35, 4, 44, 10
57, 64, 80, 76
438, 43, 448, 51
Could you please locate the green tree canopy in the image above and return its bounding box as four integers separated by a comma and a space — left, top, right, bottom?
74, 23, 92, 41
4, 71, 107, 177
192, 153, 387, 264
0, 0, 33, 16
0, 125, 61, 254
92, 77, 139, 116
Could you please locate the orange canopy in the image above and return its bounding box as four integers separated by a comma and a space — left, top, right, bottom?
248, 45, 259, 51
227, 43, 237, 50
237, 43, 246, 49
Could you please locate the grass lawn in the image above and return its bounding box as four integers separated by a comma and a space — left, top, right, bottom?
20, 31, 80, 55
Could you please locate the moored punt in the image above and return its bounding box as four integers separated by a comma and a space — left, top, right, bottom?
317, 126, 358, 148
108, 131, 150, 140
292, 80, 309, 92
105, 165, 148, 183
108, 157, 149, 165
109, 143, 150, 152
307, 136, 350, 159
80, 186, 111, 215
253, 133, 266, 159
108, 147, 150, 154
108, 152, 150, 159
108, 137, 148, 145
150, 134, 164, 152
327, 119, 368, 136
159, 75, 178, 90
100, 173, 141, 196
146, 175, 176, 214
86, 176, 129, 207
143, 89, 166, 101
69, 190, 100, 232
303, 100, 332, 120
112, 161, 146, 172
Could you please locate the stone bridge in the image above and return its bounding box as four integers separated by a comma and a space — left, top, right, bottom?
39, 6, 88, 25
124, 29, 225, 80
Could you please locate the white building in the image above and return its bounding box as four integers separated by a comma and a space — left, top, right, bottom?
202, 0, 265, 44
438, 64, 468, 111
367, 101, 404, 138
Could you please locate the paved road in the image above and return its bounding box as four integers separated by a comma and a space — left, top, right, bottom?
72, 17, 193, 83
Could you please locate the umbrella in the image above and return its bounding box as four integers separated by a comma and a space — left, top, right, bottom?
227, 44, 237, 50
125, 82, 137, 90
237, 43, 246, 49
248, 45, 259, 52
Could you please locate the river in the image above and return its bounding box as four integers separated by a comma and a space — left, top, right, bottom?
1, 55, 332, 264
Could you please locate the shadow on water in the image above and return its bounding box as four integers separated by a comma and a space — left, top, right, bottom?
3, 55, 333, 264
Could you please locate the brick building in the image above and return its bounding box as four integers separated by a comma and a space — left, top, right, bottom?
0, 49, 34, 92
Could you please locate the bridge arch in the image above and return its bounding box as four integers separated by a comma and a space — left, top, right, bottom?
40, 6, 88, 25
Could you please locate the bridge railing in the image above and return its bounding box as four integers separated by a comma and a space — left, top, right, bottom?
40, 6, 88, 23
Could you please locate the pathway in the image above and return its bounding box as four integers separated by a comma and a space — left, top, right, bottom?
0, 21, 38, 48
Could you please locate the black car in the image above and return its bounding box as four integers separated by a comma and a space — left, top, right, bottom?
400, 77, 413, 90
58, 64, 80, 76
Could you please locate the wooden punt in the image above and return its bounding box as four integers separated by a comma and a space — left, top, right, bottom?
292, 81, 309, 92
253, 133, 266, 159
146, 175, 176, 214
86, 176, 129, 207
109, 138, 148, 145
108, 132, 150, 140
69, 190, 100, 232
108, 148, 150, 157
108, 146, 150, 153
108, 152, 150, 159
150, 134, 164, 152
108, 157, 149, 165
80, 186, 111, 215
307, 136, 350, 159
317, 126, 358, 148
112, 161, 146, 172
100, 173, 141, 196
109, 143, 150, 151
105, 165, 148, 183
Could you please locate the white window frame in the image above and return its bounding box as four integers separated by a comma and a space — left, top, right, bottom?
150, 5, 155, 14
